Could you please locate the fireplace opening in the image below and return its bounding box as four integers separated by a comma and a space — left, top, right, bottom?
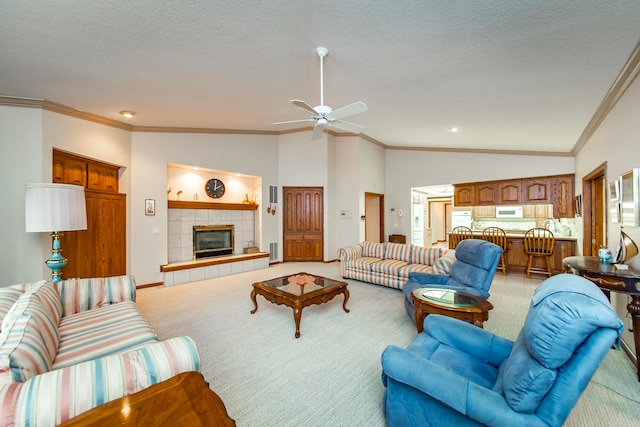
193, 225, 234, 259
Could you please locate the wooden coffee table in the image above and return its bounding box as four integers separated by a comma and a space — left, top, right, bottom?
250, 272, 350, 338
412, 288, 493, 332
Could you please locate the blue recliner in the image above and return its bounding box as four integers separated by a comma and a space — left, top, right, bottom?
381, 274, 624, 427
402, 239, 502, 322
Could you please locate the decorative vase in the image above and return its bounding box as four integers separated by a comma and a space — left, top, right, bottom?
598, 247, 613, 263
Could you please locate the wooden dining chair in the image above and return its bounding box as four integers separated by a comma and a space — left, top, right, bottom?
482, 227, 510, 275
449, 226, 474, 249
523, 228, 555, 277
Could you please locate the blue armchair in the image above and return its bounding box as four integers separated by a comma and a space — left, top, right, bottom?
402, 239, 502, 322
381, 274, 624, 427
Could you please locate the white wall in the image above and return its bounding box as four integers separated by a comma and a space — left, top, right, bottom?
0, 106, 45, 283
385, 150, 574, 238
574, 72, 640, 352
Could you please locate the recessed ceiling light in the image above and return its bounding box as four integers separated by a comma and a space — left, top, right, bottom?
119, 111, 136, 118
449, 127, 459, 133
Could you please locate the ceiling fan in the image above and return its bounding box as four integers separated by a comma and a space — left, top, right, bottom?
274, 47, 368, 140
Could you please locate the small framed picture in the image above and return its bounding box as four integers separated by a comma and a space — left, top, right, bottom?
610, 202, 620, 223
574, 195, 582, 217
609, 180, 620, 202
145, 199, 156, 216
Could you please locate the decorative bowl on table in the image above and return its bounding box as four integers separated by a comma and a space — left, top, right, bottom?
288, 274, 315, 285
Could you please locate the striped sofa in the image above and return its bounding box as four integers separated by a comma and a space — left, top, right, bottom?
0, 276, 200, 427
338, 242, 456, 289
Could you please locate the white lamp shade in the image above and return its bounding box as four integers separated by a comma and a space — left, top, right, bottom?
25, 183, 88, 232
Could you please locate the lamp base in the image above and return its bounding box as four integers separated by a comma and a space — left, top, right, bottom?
46, 231, 67, 283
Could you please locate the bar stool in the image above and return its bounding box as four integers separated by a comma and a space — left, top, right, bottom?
449, 226, 473, 249
524, 228, 555, 277
482, 227, 510, 275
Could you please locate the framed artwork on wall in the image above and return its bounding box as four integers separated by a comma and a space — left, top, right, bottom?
609, 179, 620, 202
620, 169, 640, 226
145, 199, 156, 216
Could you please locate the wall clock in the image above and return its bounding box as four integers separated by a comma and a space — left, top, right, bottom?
205, 178, 225, 199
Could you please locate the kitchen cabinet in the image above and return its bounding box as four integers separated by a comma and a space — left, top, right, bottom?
523, 179, 552, 204
454, 185, 475, 206
54, 150, 119, 193
553, 175, 574, 218
475, 183, 497, 205
472, 206, 496, 218
497, 180, 521, 204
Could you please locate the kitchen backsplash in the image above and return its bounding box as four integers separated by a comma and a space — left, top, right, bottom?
472, 217, 575, 237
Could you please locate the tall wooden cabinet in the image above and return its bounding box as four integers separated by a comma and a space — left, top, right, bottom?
53, 150, 126, 279
283, 187, 324, 262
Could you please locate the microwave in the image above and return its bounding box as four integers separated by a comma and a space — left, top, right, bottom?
496, 206, 523, 218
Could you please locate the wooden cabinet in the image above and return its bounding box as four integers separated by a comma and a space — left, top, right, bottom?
62, 191, 126, 278
497, 180, 521, 204
87, 163, 119, 192
472, 206, 496, 218
53, 149, 125, 279
475, 183, 497, 205
454, 184, 475, 206
53, 153, 87, 187
523, 179, 552, 204
552, 175, 574, 218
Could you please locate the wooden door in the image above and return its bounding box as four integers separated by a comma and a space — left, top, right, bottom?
283, 187, 323, 261
61, 191, 127, 278
582, 163, 606, 256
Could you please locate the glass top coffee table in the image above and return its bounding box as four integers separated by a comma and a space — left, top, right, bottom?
250, 273, 350, 338
411, 288, 493, 332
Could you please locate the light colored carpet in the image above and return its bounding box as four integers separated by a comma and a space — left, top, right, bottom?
136, 263, 640, 426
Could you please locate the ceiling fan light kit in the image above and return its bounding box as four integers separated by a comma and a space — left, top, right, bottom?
274, 47, 367, 140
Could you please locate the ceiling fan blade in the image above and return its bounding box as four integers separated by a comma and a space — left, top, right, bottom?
311, 123, 326, 140
291, 100, 318, 116
273, 118, 315, 126
329, 101, 367, 120
328, 119, 365, 134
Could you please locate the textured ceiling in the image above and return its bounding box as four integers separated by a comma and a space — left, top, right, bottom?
2, 1, 640, 153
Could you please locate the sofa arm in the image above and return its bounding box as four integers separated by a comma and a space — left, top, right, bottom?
1, 336, 200, 427
54, 275, 137, 316
337, 243, 363, 262
408, 271, 449, 285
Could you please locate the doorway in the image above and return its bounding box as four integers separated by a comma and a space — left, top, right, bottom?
283, 186, 324, 261
582, 163, 607, 256
364, 192, 384, 242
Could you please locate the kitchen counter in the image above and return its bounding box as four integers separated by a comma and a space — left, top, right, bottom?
448, 230, 576, 274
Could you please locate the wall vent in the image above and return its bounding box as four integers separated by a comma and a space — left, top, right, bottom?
269, 242, 278, 261
269, 185, 278, 204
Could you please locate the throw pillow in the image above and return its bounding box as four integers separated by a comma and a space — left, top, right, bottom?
0, 314, 54, 382
0, 287, 26, 331
362, 241, 385, 259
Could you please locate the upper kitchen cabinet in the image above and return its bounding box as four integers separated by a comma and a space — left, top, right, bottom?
497, 180, 522, 204
475, 183, 497, 205
53, 150, 120, 193
552, 175, 574, 218
522, 179, 552, 204
454, 184, 475, 206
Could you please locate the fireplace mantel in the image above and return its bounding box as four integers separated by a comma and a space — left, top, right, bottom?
168, 200, 258, 210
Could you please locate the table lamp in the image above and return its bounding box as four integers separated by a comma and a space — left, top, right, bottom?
25, 183, 87, 282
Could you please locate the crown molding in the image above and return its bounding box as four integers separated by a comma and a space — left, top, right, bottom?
571, 38, 640, 156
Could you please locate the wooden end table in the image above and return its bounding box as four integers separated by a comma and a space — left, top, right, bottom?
59, 371, 235, 426
250, 272, 350, 338
412, 288, 493, 332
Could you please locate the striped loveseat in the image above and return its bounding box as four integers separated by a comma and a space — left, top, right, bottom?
0, 276, 200, 427
338, 242, 456, 289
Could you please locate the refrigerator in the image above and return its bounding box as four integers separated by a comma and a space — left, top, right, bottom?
412, 204, 424, 246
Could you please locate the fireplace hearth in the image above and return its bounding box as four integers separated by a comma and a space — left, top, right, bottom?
193, 225, 234, 259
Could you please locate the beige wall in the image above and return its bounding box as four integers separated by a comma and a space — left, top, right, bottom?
574, 72, 640, 353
